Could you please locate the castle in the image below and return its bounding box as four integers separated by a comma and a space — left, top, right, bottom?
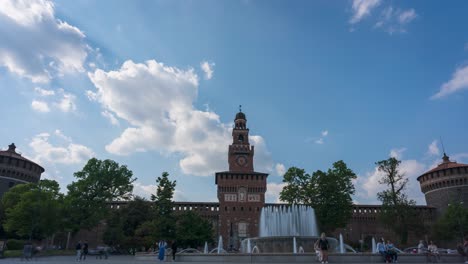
2, 110, 468, 248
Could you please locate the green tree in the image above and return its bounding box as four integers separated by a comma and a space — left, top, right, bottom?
313, 161, 357, 233
279, 167, 311, 204
376, 157, 424, 245
151, 172, 177, 240
103, 196, 152, 249
134, 172, 177, 245
65, 158, 136, 231
432, 203, 468, 242
176, 211, 213, 248
1, 179, 64, 240
279, 161, 357, 233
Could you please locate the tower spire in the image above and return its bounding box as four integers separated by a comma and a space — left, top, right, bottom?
239, 104, 242, 112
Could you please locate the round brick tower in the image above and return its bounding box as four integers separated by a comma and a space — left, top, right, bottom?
417, 153, 468, 214
0, 143, 44, 198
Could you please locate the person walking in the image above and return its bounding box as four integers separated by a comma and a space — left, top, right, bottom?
80, 241, 88, 261
318, 233, 329, 264
75, 241, 82, 262
464, 237, 468, 264
171, 240, 178, 261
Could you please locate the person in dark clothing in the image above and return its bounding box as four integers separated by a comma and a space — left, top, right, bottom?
81, 241, 88, 261
75, 241, 82, 261
318, 232, 329, 264
171, 241, 178, 261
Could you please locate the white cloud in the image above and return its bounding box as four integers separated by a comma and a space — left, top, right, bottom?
34, 87, 55, 96
375, 7, 418, 34
0, 0, 88, 83
389, 147, 406, 159
321, 130, 328, 137
31, 100, 50, 112
88, 59, 274, 176
132, 182, 156, 199
398, 9, 417, 24
101, 110, 120, 126
431, 65, 468, 99
266, 182, 286, 203
349, 0, 382, 24
315, 138, 324, 145
200, 61, 215, 80
29, 131, 94, 165
54, 89, 77, 112
275, 163, 286, 176
427, 140, 440, 156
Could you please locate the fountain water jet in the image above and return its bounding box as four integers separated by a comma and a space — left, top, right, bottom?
204, 242, 208, 254
293, 237, 297, 254
217, 236, 223, 254
339, 233, 344, 253
372, 237, 376, 253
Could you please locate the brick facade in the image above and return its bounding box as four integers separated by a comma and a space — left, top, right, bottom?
215, 111, 268, 249
417, 153, 468, 215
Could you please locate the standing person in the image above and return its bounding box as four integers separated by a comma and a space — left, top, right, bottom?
464, 237, 468, 264
318, 233, 329, 264
171, 240, 178, 262
75, 241, 82, 262
314, 239, 322, 263
158, 240, 166, 262
376, 238, 388, 263
81, 241, 88, 261
386, 240, 398, 263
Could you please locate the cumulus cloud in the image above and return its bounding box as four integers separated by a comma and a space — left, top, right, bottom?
431, 65, 468, 99
427, 140, 440, 156
355, 148, 427, 204
29, 131, 94, 165
54, 89, 77, 112
321, 130, 328, 137
275, 163, 286, 176
34, 87, 55, 96
101, 110, 120, 126
389, 147, 406, 159
88, 59, 274, 176
266, 182, 286, 203
31, 100, 50, 112
0, 0, 88, 83
315, 138, 324, 145
375, 7, 418, 34
200, 61, 215, 80
349, 0, 382, 24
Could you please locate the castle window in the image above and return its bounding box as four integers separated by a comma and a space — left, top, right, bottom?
241, 207, 244, 211
225, 206, 228, 211
233, 207, 236, 211
249, 207, 252, 211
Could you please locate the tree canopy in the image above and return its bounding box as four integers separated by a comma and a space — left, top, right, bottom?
176, 211, 213, 248
432, 203, 468, 243
65, 158, 136, 231
376, 157, 425, 244
280, 161, 357, 233
2, 179, 64, 240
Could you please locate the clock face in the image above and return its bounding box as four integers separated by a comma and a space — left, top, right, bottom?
236, 155, 248, 167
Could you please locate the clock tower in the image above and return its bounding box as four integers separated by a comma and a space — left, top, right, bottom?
215, 108, 268, 249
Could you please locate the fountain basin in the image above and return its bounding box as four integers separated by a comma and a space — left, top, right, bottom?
241, 236, 339, 253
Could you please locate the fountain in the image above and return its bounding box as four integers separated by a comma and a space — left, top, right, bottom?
217, 235, 223, 254
204, 242, 208, 254
339, 233, 344, 253
241, 205, 342, 253
372, 237, 376, 253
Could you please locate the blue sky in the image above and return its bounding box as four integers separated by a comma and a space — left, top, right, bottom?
1, 0, 468, 205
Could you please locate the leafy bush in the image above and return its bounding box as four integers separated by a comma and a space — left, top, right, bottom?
6, 239, 24, 250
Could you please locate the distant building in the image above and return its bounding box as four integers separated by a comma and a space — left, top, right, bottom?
0, 143, 44, 198
417, 153, 468, 215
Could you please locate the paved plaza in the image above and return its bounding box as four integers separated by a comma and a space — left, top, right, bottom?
0, 255, 466, 264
